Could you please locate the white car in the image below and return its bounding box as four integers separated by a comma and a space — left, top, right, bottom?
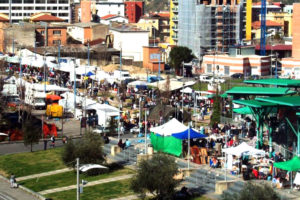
199, 75, 213, 82
211, 77, 225, 83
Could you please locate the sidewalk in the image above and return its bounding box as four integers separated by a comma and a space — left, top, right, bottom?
0, 176, 40, 200
16, 168, 73, 182
39, 174, 133, 195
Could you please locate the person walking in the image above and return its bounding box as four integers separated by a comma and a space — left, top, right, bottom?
10, 174, 16, 188
50, 136, 55, 148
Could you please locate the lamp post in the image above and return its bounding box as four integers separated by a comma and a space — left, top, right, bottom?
43, 52, 46, 93
275, 52, 278, 79
181, 82, 185, 123
145, 108, 148, 154
73, 59, 77, 117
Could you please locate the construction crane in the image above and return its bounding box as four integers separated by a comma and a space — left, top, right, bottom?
260, 0, 267, 55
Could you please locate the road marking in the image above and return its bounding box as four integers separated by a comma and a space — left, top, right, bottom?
0, 192, 16, 200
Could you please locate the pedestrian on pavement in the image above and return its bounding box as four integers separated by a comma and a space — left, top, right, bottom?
10, 174, 16, 188
43, 139, 48, 150
50, 136, 55, 148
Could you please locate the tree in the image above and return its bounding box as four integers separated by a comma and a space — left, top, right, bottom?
61, 132, 105, 168
210, 88, 221, 127
169, 46, 194, 75
130, 153, 179, 199
108, 117, 118, 136
222, 182, 279, 200
23, 118, 41, 152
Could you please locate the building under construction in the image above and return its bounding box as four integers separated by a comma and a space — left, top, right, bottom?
178, 0, 252, 60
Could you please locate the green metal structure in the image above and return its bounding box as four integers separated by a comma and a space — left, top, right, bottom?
256, 96, 300, 157
244, 78, 300, 88
226, 87, 296, 96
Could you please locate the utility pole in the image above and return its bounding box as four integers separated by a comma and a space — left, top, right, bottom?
73, 60, 77, 117
145, 108, 147, 154
117, 44, 122, 140
76, 158, 80, 200
43, 53, 46, 93
9, 0, 12, 24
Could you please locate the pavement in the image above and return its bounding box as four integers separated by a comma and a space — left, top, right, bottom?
0, 176, 40, 200
39, 174, 133, 195
16, 168, 73, 182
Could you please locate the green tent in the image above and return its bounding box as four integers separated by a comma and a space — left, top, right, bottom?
274, 156, 300, 171
150, 133, 182, 156
233, 106, 277, 115
233, 106, 252, 114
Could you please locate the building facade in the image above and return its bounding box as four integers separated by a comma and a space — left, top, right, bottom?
169, 0, 178, 45
178, 0, 250, 60
110, 24, 149, 62
124, 1, 144, 23
95, 0, 125, 18
0, 0, 71, 23
36, 24, 67, 46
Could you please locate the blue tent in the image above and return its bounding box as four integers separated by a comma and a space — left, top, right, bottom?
172, 128, 207, 139
82, 71, 95, 76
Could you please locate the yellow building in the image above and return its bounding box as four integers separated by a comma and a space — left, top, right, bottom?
264, 12, 292, 37
169, 0, 178, 45
134, 17, 159, 38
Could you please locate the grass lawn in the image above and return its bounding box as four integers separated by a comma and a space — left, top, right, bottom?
45, 179, 134, 200
192, 79, 245, 93
0, 148, 65, 177
20, 168, 135, 192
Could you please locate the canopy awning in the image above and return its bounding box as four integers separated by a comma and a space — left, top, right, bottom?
222, 142, 265, 157
256, 96, 300, 107
233, 106, 277, 114
274, 156, 300, 171
233, 100, 276, 108
172, 128, 207, 139
180, 87, 193, 94
226, 87, 295, 96
244, 78, 300, 87
150, 118, 187, 136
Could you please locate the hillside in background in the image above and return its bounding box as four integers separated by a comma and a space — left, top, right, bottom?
145, 0, 169, 13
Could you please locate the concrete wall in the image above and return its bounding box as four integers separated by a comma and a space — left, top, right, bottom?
111, 30, 149, 61
95, 2, 125, 17
81, 0, 92, 23
2, 24, 35, 53
91, 24, 109, 41
67, 26, 85, 43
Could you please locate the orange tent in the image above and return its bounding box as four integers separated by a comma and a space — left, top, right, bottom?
46, 94, 61, 101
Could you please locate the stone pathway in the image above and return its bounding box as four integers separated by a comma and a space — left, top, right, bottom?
16, 168, 73, 182
39, 174, 133, 195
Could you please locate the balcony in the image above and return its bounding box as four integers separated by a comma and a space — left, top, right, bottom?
172, 25, 178, 30
172, 0, 178, 4
172, 17, 178, 21
172, 7, 178, 12
172, 35, 178, 39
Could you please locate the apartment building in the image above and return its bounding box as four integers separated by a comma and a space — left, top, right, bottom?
124, 1, 144, 23
169, 0, 178, 45
0, 0, 71, 23
177, 0, 252, 60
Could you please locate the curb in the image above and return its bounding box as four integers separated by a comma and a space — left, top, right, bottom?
0, 174, 46, 200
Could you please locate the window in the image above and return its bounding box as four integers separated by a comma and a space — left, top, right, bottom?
12, 7, 22, 10
41, 30, 45, 35
224, 66, 230, 75
47, 0, 57, 3
36, 7, 46, 10
59, 0, 69, 3
12, 0, 22, 3
207, 64, 212, 73
36, 0, 46, 3
118, 11, 120, 15
53, 30, 61, 35
24, 7, 34, 10
53, 40, 61, 45
0, 0, 9, 3
59, 13, 68, 17
24, 0, 34, 3
0, 7, 8, 10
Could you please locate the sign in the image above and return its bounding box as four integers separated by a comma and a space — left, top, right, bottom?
150, 53, 160, 60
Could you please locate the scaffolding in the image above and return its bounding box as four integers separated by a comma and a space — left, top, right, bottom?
178, 0, 246, 59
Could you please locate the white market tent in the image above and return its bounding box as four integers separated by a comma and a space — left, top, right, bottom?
84, 103, 119, 127
222, 142, 265, 157
148, 79, 195, 91
180, 87, 193, 94
150, 118, 187, 136
128, 80, 148, 87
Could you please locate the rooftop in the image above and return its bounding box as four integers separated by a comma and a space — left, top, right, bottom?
233, 99, 276, 108
72, 22, 103, 28
252, 20, 283, 29
31, 13, 64, 22
255, 44, 292, 51
110, 24, 148, 32
0, 13, 9, 22
101, 14, 117, 20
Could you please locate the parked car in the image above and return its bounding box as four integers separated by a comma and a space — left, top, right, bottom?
130, 126, 140, 134
199, 75, 213, 82
92, 125, 110, 135
231, 73, 244, 79
251, 75, 260, 80
212, 77, 225, 83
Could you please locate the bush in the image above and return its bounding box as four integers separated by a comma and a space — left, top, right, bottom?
130, 153, 179, 199
61, 132, 105, 168
221, 182, 280, 200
